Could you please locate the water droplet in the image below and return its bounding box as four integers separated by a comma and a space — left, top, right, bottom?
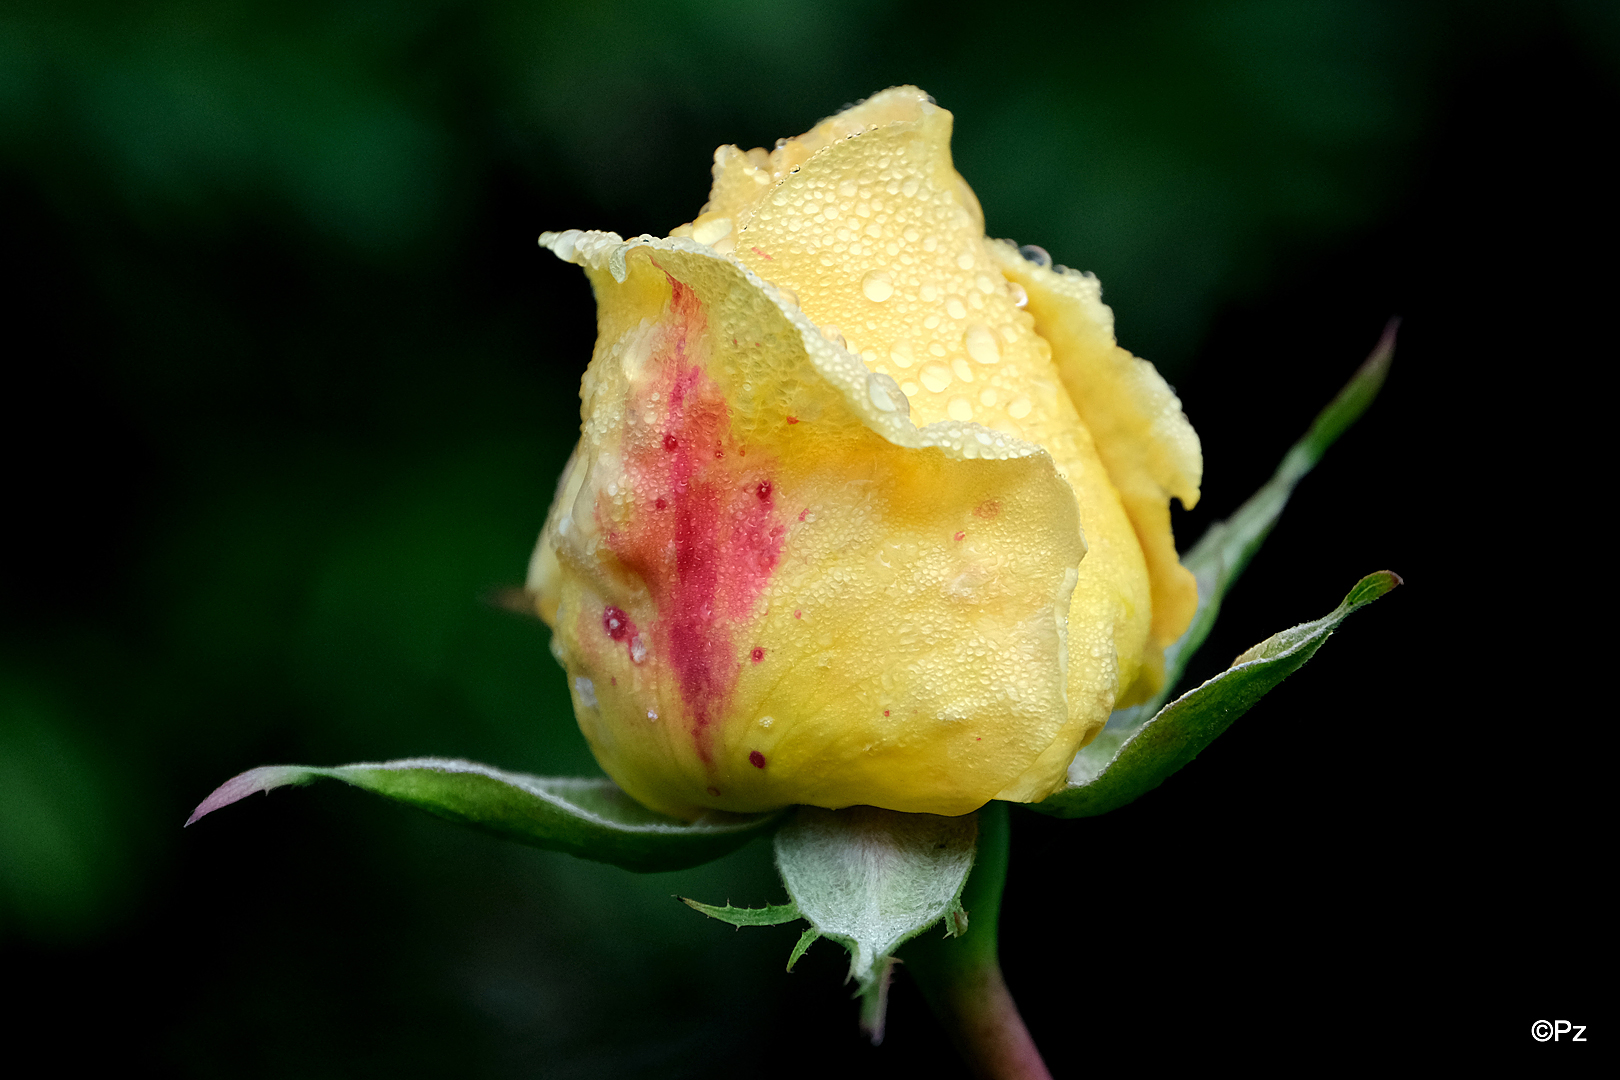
979, 388, 998, 406
867, 372, 908, 414
758, 715, 774, 728
1008, 394, 1033, 419
776, 286, 800, 309
1008, 283, 1029, 308
573, 676, 597, 708
901, 178, 920, 197
951, 357, 974, 383
822, 324, 847, 349
1018, 245, 1052, 268
691, 216, 733, 246
647, 708, 658, 721
947, 396, 974, 422
920, 362, 953, 393
945, 296, 968, 320
965, 324, 1001, 365
956, 253, 976, 270
900, 380, 920, 397
889, 339, 916, 368
862, 270, 894, 302
630, 635, 647, 664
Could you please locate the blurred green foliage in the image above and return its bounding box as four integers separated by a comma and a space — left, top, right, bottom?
0, 0, 1611, 1074
9, 0, 1516, 362
0, 679, 136, 939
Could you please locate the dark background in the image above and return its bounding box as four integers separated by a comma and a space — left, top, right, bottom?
2, 0, 1608, 1073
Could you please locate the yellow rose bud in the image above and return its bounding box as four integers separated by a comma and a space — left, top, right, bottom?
530, 87, 1200, 820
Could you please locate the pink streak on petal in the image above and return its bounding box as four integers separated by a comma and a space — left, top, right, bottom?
605, 277, 785, 764
184, 765, 311, 826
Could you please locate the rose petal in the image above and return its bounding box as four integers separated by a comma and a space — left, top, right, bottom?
688, 91, 1162, 793
987, 241, 1202, 697
533, 231, 1084, 818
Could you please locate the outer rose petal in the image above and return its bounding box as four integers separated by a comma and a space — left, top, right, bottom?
532, 230, 1084, 819
684, 87, 1157, 797
986, 242, 1202, 698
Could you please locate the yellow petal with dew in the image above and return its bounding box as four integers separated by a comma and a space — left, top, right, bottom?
687, 88, 1155, 796
531, 230, 1084, 819
986, 241, 1202, 701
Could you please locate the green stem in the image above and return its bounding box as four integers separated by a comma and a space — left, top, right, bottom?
903, 802, 1050, 1080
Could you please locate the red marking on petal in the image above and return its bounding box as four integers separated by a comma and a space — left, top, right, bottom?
797, 509, 807, 522
883, 710, 890, 717
749, 750, 766, 768
794, 610, 802, 619
707, 786, 721, 797
954, 530, 966, 541
751, 647, 765, 663
600, 606, 644, 664
973, 499, 1002, 520
600, 275, 786, 766
751, 246, 772, 260
786, 416, 799, 424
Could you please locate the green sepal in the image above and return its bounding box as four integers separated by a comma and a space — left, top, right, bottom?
1034, 323, 1397, 816
186, 757, 780, 873
679, 898, 801, 926
1167, 319, 1397, 700
678, 805, 977, 1043
786, 926, 821, 971
1036, 570, 1400, 817
678, 896, 820, 973
775, 806, 977, 1043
